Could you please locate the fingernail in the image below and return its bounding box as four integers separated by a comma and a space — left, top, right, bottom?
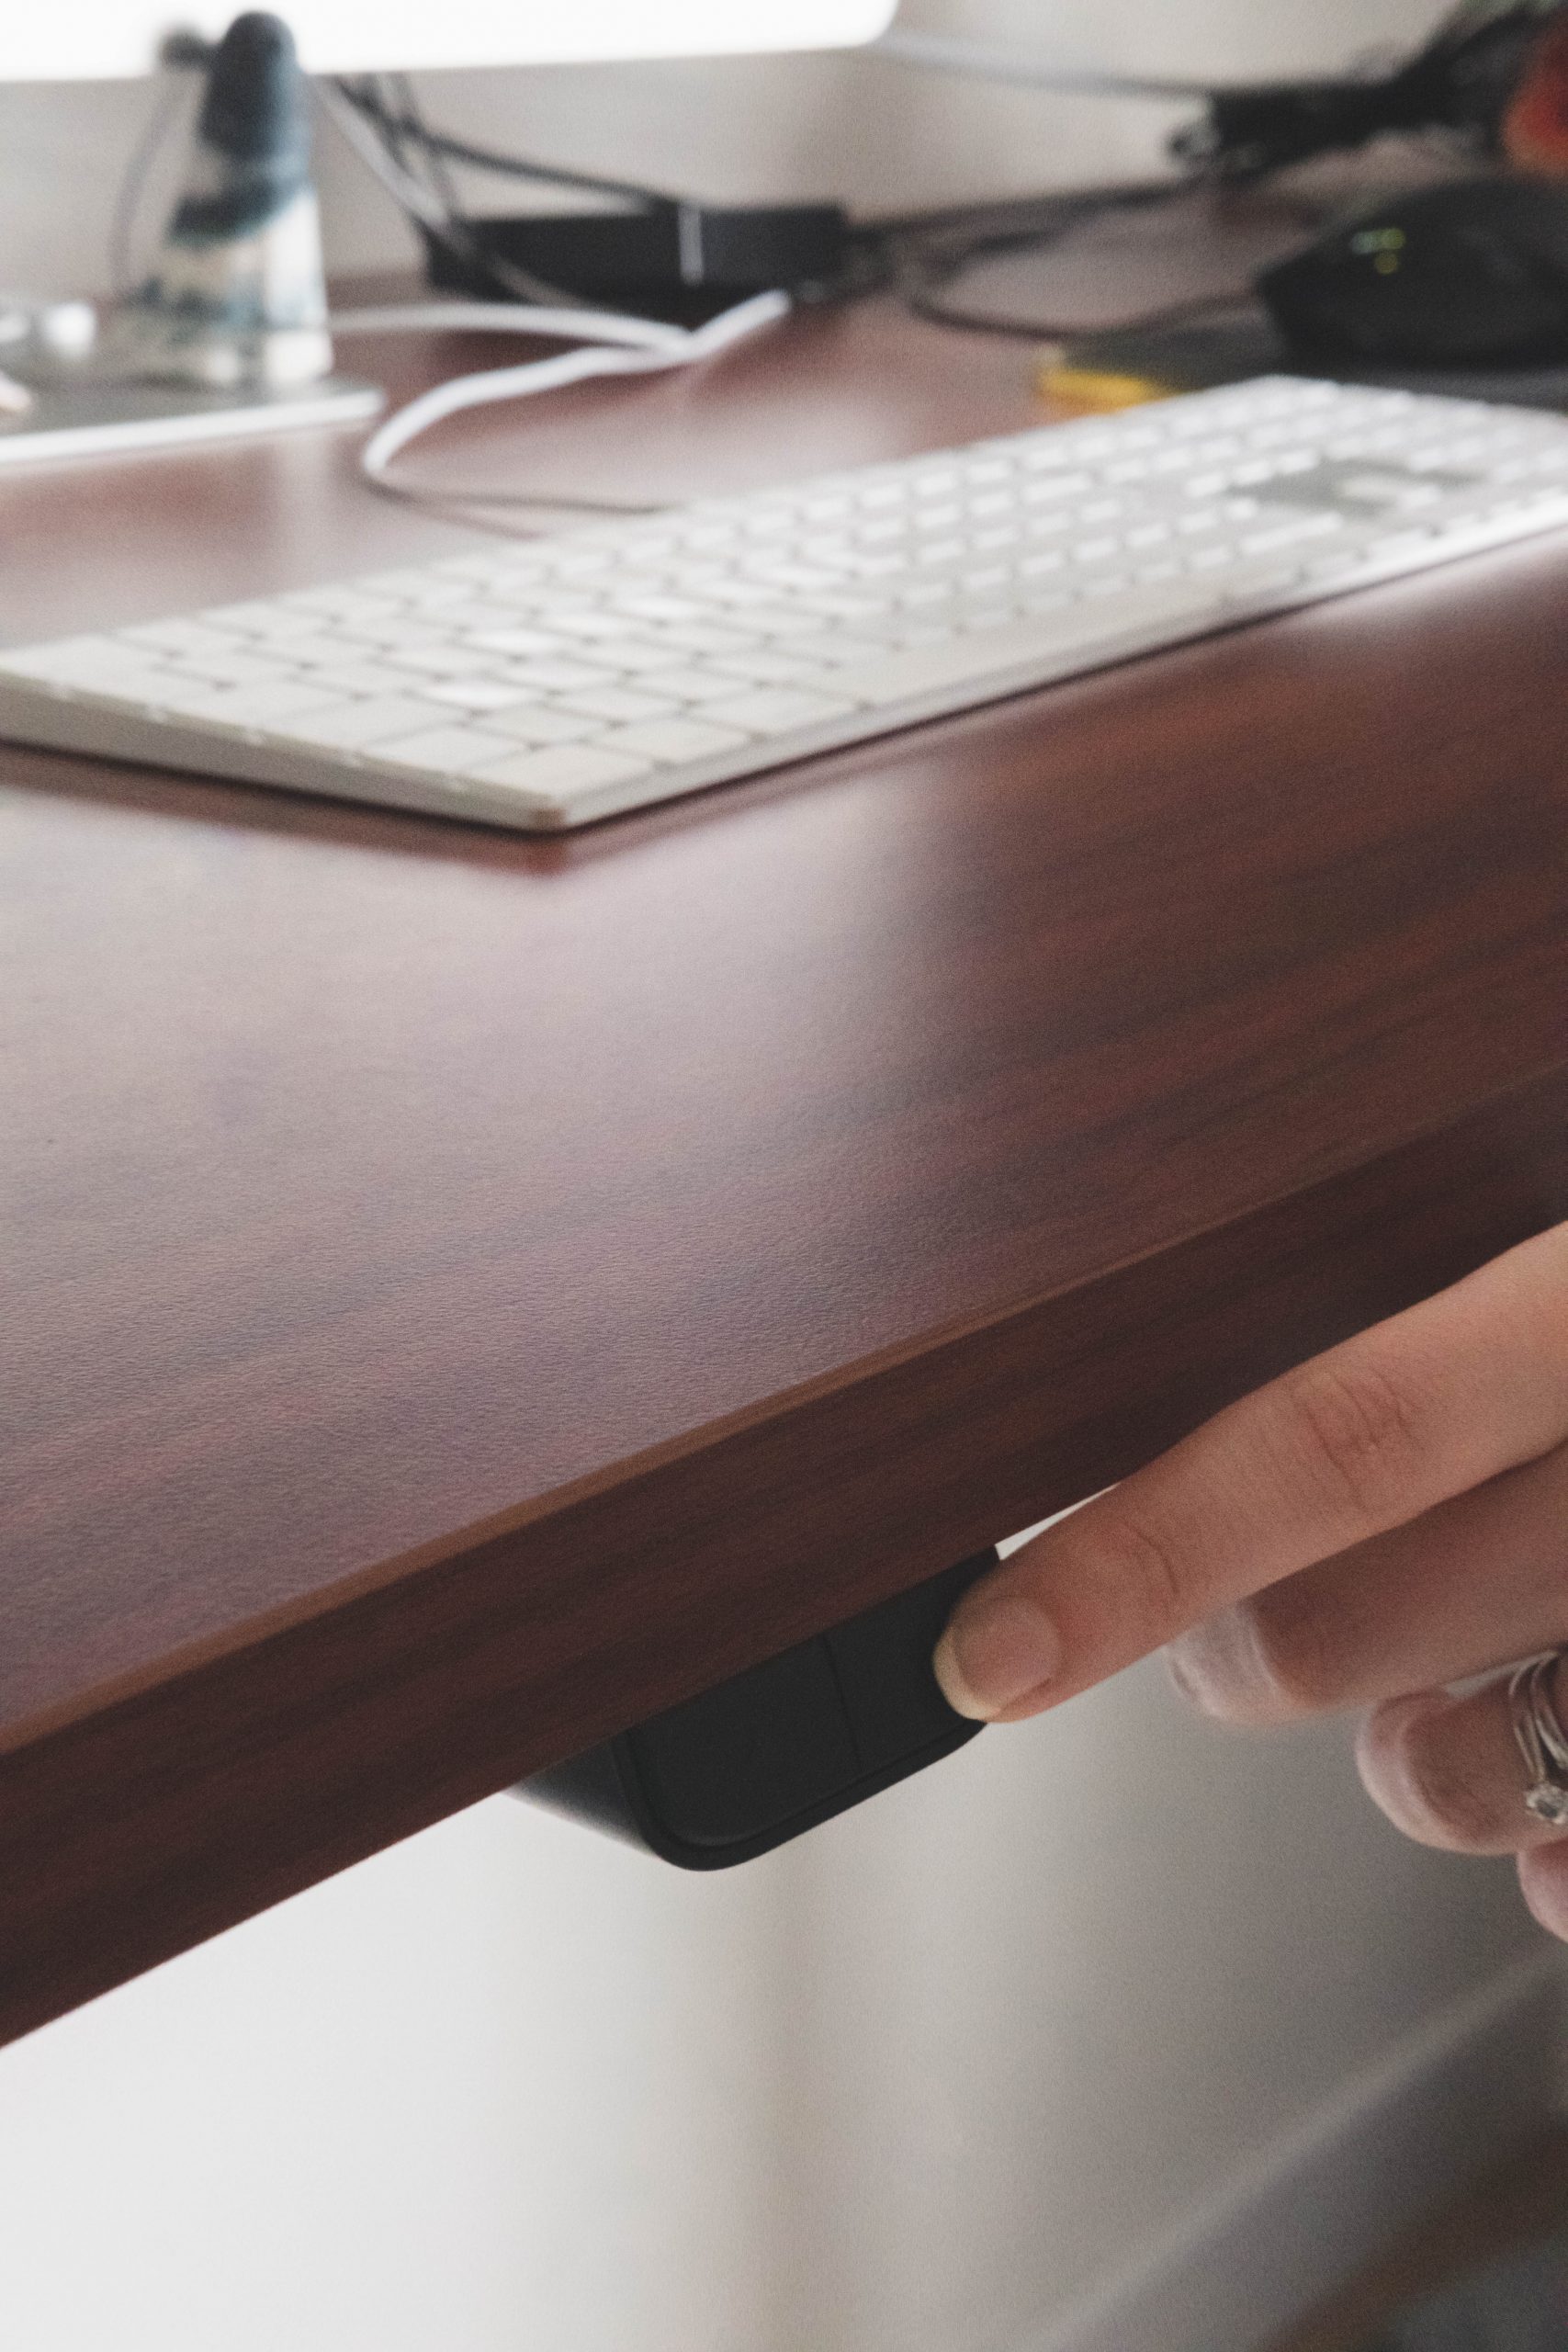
1519, 1843, 1568, 1940
933, 1592, 1062, 1721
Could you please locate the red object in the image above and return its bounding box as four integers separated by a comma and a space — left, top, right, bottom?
1505, 15, 1568, 169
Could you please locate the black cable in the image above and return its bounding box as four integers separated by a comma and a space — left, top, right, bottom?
337, 76, 1288, 346
392, 74, 462, 220
331, 78, 586, 309
344, 83, 675, 215
869, 181, 1169, 242
905, 281, 1257, 343
882, 178, 1244, 345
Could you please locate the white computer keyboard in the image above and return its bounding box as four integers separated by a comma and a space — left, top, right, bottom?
6, 375, 1568, 833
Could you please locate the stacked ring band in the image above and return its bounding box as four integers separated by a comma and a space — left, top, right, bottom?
1509, 1653, 1568, 1826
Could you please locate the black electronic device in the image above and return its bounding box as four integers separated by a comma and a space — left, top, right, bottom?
514, 1551, 995, 1868
421, 202, 852, 322
1258, 174, 1568, 365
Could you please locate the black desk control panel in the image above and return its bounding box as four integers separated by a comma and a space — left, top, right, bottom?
514, 1551, 996, 1869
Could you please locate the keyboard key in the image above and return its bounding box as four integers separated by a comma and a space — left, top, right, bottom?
282, 588, 404, 625
700, 687, 859, 735
599, 639, 695, 674
165, 680, 349, 729
238, 610, 336, 645
119, 619, 248, 659
375, 724, 520, 775
1240, 514, 1343, 554
470, 627, 574, 660
467, 742, 654, 798
382, 645, 497, 680
0, 635, 159, 689
478, 705, 601, 747
709, 605, 815, 639
275, 695, 446, 748
839, 582, 1221, 707
310, 662, 413, 698
773, 630, 895, 669
600, 717, 750, 764
751, 561, 843, 591
344, 618, 459, 654
554, 684, 680, 723
205, 600, 319, 635
287, 631, 389, 669
706, 650, 830, 688
420, 601, 520, 637
654, 622, 762, 657
615, 594, 709, 623
141, 668, 265, 714
694, 581, 784, 611
625, 667, 748, 704
542, 610, 641, 642
161, 650, 299, 689
498, 659, 617, 695
417, 679, 542, 713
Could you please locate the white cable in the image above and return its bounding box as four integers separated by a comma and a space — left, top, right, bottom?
356, 288, 791, 490
314, 73, 789, 503
330, 301, 689, 353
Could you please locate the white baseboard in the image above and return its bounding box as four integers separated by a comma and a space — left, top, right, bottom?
1018, 1946, 1565, 2352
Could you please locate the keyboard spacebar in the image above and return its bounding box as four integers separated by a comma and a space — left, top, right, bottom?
843, 582, 1225, 708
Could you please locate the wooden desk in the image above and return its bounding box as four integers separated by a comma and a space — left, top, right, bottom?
3, 300, 1566, 2051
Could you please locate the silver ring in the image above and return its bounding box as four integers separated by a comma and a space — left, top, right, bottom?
1509, 1654, 1568, 1825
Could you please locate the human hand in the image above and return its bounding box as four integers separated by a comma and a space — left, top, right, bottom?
932, 1222, 1568, 1935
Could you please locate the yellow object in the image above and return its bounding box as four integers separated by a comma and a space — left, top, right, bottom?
1035, 363, 1169, 415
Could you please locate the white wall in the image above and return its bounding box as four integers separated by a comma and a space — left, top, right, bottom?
0, 6, 1555, 2346
1, 0, 1453, 294
0, 1657, 1547, 2352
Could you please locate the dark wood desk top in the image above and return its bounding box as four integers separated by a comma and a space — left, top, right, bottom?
4, 297, 1566, 2049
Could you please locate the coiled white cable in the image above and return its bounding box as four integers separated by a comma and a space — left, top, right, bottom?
330, 301, 692, 354
336, 289, 791, 499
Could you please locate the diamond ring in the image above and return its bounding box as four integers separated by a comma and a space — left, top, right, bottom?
1509, 1654, 1568, 1826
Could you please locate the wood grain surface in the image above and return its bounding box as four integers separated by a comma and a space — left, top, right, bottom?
3, 295, 1567, 2049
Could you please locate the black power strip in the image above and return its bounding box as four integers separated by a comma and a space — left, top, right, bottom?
421, 201, 853, 322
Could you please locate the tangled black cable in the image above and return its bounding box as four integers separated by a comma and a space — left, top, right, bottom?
333, 80, 679, 217
876, 175, 1341, 345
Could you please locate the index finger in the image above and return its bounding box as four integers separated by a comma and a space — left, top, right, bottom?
933, 1222, 1568, 1723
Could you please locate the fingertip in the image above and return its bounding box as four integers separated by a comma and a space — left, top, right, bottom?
1167, 1611, 1275, 1723
1517, 1841, 1568, 1941
1354, 1691, 1453, 1841
932, 1625, 996, 1721
932, 1589, 1062, 1723
1355, 1689, 1429, 1769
